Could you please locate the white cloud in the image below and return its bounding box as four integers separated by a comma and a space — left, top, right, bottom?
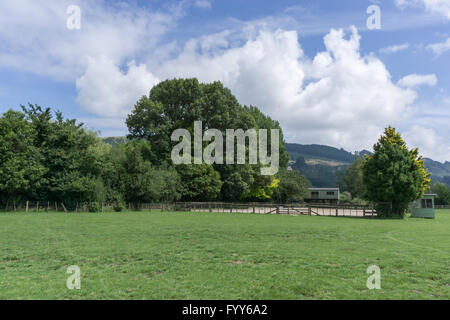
154, 26, 417, 152
380, 43, 410, 53
0, 0, 179, 80
395, 0, 450, 19
194, 0, 212, 9
76, 56, 160, 117
404, 125, 450, 162
397, 73, 438, 88
427, 37, 450, 55
2, 2, 448, 159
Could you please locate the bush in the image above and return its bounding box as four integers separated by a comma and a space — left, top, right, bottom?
89, 202, 100, 213
113, 197, 125, 212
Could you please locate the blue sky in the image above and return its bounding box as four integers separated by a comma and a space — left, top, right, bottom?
0, 0, 449, 160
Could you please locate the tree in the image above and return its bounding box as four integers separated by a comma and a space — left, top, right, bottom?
362, 126, 431, 217
271, 170, 311, 202
21, 104, 105, 205
430, 182, 450, 205
342, 156, 366, 199
126, 78, 289, 201
0, 110, 45, 205
175, 163, 222, 201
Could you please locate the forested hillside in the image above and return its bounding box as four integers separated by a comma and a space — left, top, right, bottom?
286, 143, 450, 188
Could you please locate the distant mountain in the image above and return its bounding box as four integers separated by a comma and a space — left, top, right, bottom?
286, 143, 355, 164
286, 143, 450, 187
102, 136, 127, 146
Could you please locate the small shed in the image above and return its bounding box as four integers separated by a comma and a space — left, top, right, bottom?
305, 187, 340, 204
411, 194, 436, 219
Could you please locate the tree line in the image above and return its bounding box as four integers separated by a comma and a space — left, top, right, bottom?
0, 79, 311, 209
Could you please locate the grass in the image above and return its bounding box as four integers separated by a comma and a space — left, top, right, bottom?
0, 209, 449, 299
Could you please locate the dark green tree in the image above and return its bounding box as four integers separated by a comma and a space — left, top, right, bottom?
272, 170, 311, 202
362, 126, 431, 217
126, 78, 289, 201
430, 182, 450, 205
0, 110, 45, 205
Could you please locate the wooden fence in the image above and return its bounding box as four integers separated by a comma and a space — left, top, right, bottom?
435, 205, 450, 209
164, 202, 377, 218
0, 201, 377, 217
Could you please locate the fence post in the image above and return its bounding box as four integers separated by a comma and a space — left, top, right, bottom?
308, 205, 311, 216
336, 206, 338, 217
26, 201, 29, 212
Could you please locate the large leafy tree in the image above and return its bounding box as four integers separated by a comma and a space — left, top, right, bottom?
21, 104, 105, 205
362, 126, 431, 217
126, 78, 289, 201
0, 110, 45, 205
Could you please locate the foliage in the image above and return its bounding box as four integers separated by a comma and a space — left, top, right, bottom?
292, 156, 345, 188
271, 170, 311, 202
89, 202, 100, 213
0, 110, 45, 204
113, 194, 126, 212
342, 156, 366, 199
362, 126, 431, 217
175, 163, 222, 201
126, 78, 290, 201
430, 182, 450, 205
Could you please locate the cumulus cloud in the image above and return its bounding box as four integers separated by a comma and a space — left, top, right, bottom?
427, 37, 450, 56
76, 56, 160, 117
1, 1, 447, 158
398, 73, 438, 88
404, 125, 450, 162
395, 0, 450, 19
0, 0, 179, 80
153, 26, 417, 151
380, 43, 410, 54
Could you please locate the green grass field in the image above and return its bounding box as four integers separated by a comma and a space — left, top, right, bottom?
0, 210, 449, 299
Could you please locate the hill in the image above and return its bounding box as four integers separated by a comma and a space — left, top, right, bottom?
286, 143, 450, 187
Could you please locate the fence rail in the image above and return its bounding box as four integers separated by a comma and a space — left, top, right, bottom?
164, 202, 377, 218
435, 205, 450, 209
0, 201, 378, 217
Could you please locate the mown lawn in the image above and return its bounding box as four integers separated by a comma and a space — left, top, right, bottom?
0, 210, 449, 299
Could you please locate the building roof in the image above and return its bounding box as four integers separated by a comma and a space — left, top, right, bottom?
307, 187, 340, 191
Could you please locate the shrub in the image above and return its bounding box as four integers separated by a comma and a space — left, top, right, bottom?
113, 197, 125, 212
89, 202, 100, 213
